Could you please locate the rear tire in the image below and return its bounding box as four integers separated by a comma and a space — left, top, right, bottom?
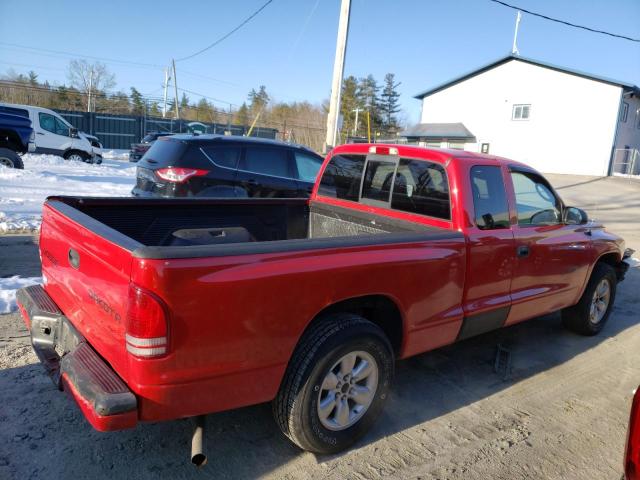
273, 314, 393, 454
562, 262, 617, 336
0, 148, 23, 169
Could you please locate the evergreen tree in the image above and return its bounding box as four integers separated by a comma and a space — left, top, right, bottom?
111, 91, 131, 114
340, 76, 360, 137
357, 75, 382, 135
180, 92, 190, 109
28, 70, 38, 86
130, 87, 144, 115
248, 85, 269, 112
380, 73, 401, 133
234, 102, 250, 126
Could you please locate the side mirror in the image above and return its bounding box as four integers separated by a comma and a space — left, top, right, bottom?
69, 127, 79, 138
563, 206, 588, 225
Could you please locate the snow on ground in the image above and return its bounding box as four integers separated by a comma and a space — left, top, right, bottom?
0, 275, 42, 313
102, 149, 130, 161
0, 154, 136, 233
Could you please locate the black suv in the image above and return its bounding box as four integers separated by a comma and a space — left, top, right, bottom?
132, 135, 324, 198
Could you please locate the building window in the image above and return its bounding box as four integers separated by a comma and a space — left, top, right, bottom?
620, 102, 629, 122
447, 141, 465, 149
512, 104, 531, 121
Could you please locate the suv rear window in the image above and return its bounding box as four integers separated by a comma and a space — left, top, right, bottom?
143, 138, 188, 164
317, 154, 366, 201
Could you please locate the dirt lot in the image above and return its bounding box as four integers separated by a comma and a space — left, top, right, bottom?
0, 174, 639, 480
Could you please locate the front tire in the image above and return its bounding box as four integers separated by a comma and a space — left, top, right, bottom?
63, 150, 87, 162
0, 148, 24, 169
273, 314, 393, 454
562, 262, 617, 335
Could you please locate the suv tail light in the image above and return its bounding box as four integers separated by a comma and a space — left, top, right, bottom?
125, 285, 168, 358
626, 387, 640, 480
155, 167, 209, 183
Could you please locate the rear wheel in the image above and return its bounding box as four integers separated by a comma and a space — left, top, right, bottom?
273, 314, 393, 454
0, 148, 23, 169
562, 262, 617, 335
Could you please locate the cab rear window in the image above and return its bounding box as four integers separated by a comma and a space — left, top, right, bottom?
318, 153, 450, 220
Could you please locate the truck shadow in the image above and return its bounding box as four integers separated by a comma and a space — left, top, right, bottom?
1, 267, 638, 479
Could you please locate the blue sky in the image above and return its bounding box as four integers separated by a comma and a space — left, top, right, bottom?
0, 0, 638, 123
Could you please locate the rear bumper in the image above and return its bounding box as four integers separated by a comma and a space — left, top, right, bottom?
16, 285, 137, 431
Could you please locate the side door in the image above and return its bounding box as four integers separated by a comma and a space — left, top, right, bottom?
198, 144, 241, 197
237, 145, 299, 198
292, 150, 324, 197
458, 165, 516, 339
506, 167, 594, 325
34, 112, 71, 155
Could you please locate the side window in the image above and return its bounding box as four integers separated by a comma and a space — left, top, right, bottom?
200, 146, 241, 169
243, 147, 291, 178
54, 116, 70, 136
361, 160, 396, 203
39, 113, 56, 134
510, 171, 561, 226
294, 151, 322, 183
391, 159, 450, 220
470, 166, 510, 229
317, 154, 365, 201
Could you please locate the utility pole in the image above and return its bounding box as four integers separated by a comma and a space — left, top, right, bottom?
366, 110, 371, 143
172, 59, 180, 120
162, 67, 170, 118
324, 0, 351, 153
352, 107, 361, 136
511, 10, 522, 55
87, 69, 93, 112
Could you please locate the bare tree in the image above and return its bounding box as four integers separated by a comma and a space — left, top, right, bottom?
67, 60, 115, 111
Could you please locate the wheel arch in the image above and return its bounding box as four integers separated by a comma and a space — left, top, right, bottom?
299, 294, 405, 356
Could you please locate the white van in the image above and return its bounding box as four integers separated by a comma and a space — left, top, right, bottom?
0, 103, 96, 162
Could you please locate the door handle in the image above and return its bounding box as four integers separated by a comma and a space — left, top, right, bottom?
516, 245, 530, 258
246, 179, 258, 186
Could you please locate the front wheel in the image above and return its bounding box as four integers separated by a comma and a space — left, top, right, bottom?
562, 262, 617, 335
63, 150, 87, 162
273, 314, 394, 454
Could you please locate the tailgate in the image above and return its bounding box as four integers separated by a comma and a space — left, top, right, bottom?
39, 200, 135, 380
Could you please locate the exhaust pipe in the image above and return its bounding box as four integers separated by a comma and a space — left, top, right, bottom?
191, 415, 207, 467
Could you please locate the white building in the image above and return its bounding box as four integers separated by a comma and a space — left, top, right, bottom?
405, 55, 640, 176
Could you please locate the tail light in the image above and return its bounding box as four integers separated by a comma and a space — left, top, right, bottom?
626, 387, 640, 479
125, 285, 168, 358
155, 167, 209, 183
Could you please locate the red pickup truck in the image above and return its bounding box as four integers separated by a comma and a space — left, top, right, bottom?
17, 142, 631, 463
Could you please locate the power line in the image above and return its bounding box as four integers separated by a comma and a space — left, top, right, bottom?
488, 0, 640, 43
175, 0, 275, 62
0, 42, 166, 69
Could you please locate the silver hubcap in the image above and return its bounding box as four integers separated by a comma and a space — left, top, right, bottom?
68, 154, 83, 162
590, 279, 611, 324
317, 351, 378, 431
0, 157, 14, 167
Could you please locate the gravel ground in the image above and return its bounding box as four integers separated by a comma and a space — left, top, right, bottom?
0, 174, 638, 479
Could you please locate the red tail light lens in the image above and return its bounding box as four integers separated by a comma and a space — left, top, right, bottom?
155, 167, 209, 183
125, 285, 168, 358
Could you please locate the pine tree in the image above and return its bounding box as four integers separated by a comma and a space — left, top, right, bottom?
380, 73, 401, 134
180, 92, 190, 109
340, 76, 360, 137
357, 75, 382, 136
248, 85, 270, 112
130, 87, 145, 115
28, 71, 38, 86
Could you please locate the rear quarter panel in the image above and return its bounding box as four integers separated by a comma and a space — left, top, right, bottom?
128, 235, 466, 419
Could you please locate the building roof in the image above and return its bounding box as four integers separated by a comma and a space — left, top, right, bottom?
401, 122, 476, 141
413, 54, 640, 99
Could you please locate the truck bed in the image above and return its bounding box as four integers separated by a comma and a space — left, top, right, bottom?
49, 196, 449, 259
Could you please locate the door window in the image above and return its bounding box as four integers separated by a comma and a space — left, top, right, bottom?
243, 147, 291, 178
361, 160, 396, 203
391, 159, 450, 220
54, 116, 70, 136
294, 151, 322, 183
510, 171, 561, 226
470, 166, 510, 229
39, 113, 69, 136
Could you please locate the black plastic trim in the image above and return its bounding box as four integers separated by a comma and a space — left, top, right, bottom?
457, 306, 511, 341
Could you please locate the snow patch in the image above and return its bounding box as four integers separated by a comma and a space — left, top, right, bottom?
102, 149, 130, 161
0, 276, 42, 314
0, 154, 136, 233
625, 257, 640, 268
